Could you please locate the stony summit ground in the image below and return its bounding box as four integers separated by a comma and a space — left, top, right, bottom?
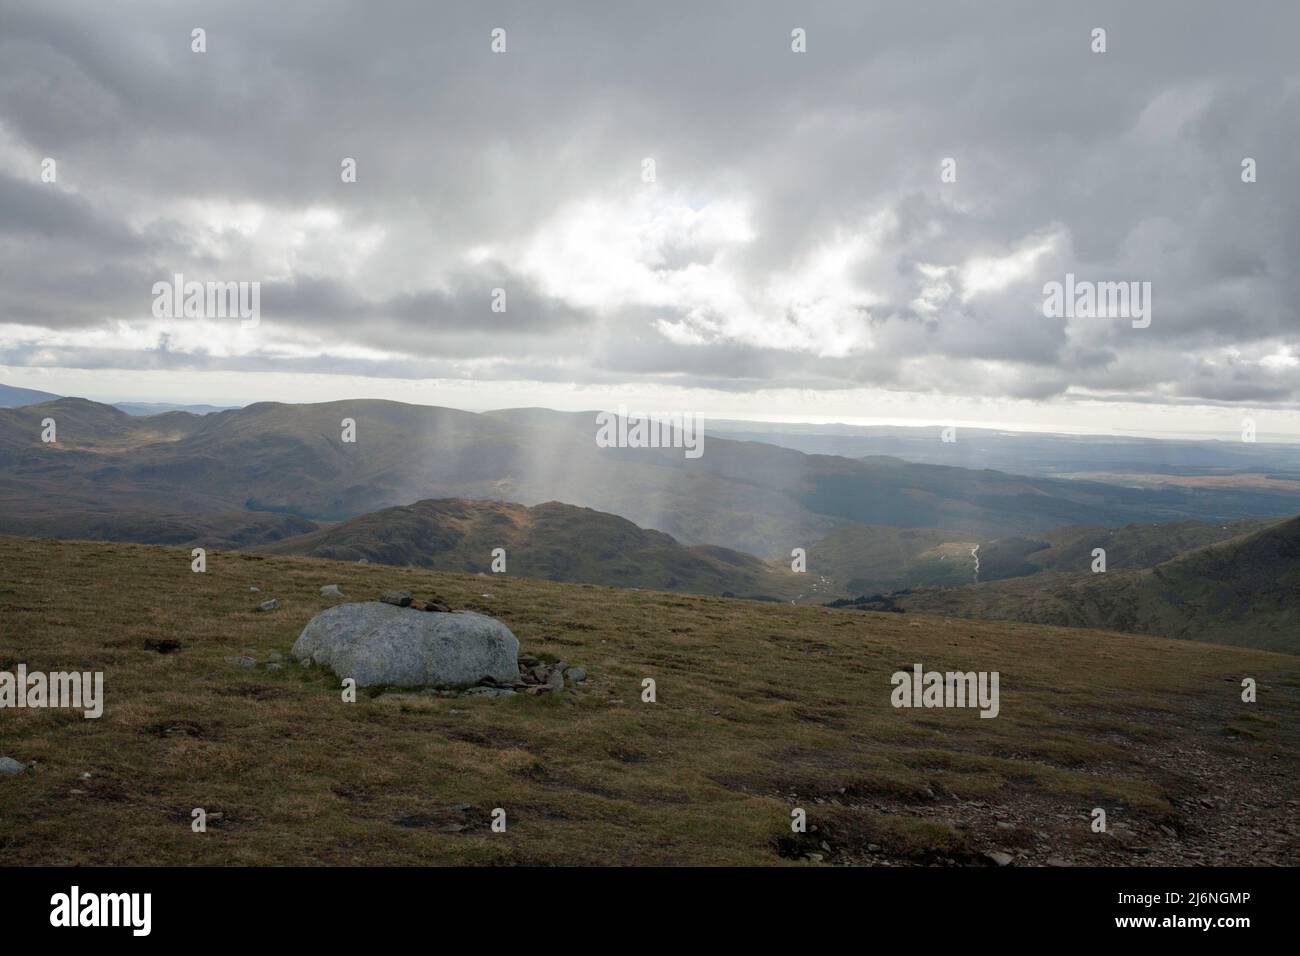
0, 536, 1296, 866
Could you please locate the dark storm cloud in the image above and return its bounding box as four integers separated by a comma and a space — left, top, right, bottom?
1, 0, 1298, 407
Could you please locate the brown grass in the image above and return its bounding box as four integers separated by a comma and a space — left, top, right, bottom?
0, 536, 1296, 866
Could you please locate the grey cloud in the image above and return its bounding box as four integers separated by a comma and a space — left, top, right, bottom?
1, 0, 1298, 409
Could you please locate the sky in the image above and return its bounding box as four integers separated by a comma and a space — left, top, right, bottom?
2, 0, 1299, 440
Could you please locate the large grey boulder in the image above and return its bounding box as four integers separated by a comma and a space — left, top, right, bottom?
292, 602, 518, 688
0, 756, 25, 776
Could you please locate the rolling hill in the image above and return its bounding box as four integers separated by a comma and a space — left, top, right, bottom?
878, 516, 1300, 654
975, 518, 1275, 582
802, 524, 980, 594
0, 383, 61, 407
5, 398, 1300, 565
255, 497, 799, 598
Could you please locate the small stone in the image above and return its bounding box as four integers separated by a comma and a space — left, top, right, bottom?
265, 663, 285, 672
256, 599, 279, 612
0, 757, 25, 776
480, 593, 494, 600
460, 687, 517, 698
984, 851, 1014, 867
268, 650, 283, 661
805, 853, 824, 863
564, 666, 587, 683
249, 586, 260, 592
357, 558, 368, 564
381, 590, 412, 607
320, 585, 344, 597
1046, 856, 1072, 867
518, 654, 540, 667
225, 655, 257, 668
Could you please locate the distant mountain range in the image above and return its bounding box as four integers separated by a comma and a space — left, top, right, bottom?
0, 382, 231, 416
5, 397, 1300, 562
709, 419, 1300, 479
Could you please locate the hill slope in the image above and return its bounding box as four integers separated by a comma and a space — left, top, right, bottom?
255, 497, 799, 598
804, 523, 980, 594
885, 516, 1300, 653
976, 518, 1274, 582
0, 535, 1295, 866
0, 383, 61, 407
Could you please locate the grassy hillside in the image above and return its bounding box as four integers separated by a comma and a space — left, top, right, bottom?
889, 516, 1300, 654
805, 524, 979, 594
254, 497, 800, 599
0, 536, 1295, 866
977, 518, 1274, 582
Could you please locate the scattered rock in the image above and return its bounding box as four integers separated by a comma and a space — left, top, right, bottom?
564, 666, 587, 683
292, 601, 519, 688
0, 757, 26, 776
984, 850, 1014, 867
357, 558, 368, 565
256, 599, 279, 612
381, 590, 412, 608
320, 585, 344, 597
224, 655, 257, 668
411, 597, 452, 613
460, 687, 517, 698
249, 586, 261, 592
265, 663, 285, 673
480, 593, 495, 600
